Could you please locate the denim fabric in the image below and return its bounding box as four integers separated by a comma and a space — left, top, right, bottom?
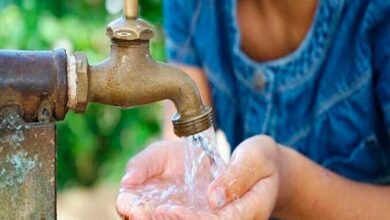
164, 0, 390, 183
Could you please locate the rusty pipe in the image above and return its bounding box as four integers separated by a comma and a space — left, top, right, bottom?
0, 49, 68, 122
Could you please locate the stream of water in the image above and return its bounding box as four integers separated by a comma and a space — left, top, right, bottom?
183, 127, 227, 210
127, 127, 227, 213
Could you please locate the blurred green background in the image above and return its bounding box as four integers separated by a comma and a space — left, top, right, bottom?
0, 0, 165, 190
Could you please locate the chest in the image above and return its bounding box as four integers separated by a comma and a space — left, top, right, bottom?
236, 0, 316, 61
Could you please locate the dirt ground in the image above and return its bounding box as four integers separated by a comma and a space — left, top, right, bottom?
57, 184, 121, 220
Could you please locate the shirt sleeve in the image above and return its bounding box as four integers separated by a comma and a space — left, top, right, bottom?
372, 4, 390, 133
163, 0, 201, 67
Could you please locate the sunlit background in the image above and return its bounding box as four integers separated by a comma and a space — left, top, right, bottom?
0, 0, 164, 219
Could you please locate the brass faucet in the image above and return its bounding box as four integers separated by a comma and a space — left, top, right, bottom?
67, 0, 213, 137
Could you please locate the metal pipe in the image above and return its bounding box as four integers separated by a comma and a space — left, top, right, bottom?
124, 0, 138, 19
0, 49, 68, 122
0, 107, 56, 219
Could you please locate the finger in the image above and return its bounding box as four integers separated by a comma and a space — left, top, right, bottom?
129, 206, 152, 220
207, 135, 277, 209
122, 141, 180, 186
218, 175, 279, 220
116, 190, 155, 219
116, 191, 137, 217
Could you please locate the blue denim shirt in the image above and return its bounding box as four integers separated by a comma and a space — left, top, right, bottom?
164, 0, 390, 184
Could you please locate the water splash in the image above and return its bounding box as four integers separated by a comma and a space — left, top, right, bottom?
125, 127, 227, 213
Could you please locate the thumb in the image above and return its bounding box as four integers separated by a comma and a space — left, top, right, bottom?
207, 135, 277, 209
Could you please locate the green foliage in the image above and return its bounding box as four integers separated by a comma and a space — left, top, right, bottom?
0, 0, 165, 189
57, 104, 161, 189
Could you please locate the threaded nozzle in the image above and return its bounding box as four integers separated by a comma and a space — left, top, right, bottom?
172, 106, 214, 137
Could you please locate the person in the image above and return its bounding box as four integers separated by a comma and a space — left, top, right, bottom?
117, 0, 390, 219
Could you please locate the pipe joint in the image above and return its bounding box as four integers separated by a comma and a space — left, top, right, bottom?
67, 53, 89, 113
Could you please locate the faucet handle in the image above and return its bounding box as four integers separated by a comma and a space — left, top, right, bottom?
106, 0, 154, 41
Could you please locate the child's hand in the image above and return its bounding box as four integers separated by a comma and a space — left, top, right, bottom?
156, 135, 296, 220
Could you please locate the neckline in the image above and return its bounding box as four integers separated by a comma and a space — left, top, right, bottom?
228, 0, 339, 69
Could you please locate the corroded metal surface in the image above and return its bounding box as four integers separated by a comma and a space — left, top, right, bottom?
0, 108, 56, 220
0, 49, 68, 122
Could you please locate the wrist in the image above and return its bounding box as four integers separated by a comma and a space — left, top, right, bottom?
273, 145, 302, 218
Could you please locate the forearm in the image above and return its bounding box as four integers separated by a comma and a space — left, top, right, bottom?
276, 146, 390, 220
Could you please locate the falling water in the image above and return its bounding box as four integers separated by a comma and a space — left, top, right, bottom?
183, 127, 226, 210
114, 0, 227, 214
126, 127, 227, 213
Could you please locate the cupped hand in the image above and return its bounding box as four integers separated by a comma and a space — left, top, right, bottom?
117, 139, 216, 219
116, 140, 186, 219
155, 135, 293, 220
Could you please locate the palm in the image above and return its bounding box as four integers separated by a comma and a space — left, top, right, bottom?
117, 141, 214, 218
118, 135, 281, 220
155, 175, 278, 220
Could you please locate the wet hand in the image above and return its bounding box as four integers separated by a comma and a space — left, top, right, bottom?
116, 139, 215, 219
156, 135, 294, 220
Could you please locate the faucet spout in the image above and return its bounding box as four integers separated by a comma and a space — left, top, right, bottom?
67, 5, 213, 137
69, 41, 212, 137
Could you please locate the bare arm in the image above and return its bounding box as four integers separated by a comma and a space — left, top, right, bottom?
163, 64, 211, 140
161, 66, 390, 218
202, 136, 390, 220
274, 146, 390, 220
